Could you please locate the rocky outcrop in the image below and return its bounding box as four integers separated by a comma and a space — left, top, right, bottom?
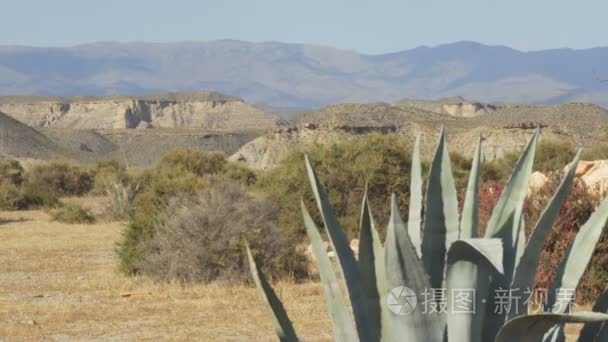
396, 97, 502, 117
570, 160, 608, 193
0, 93, 283, 130
528, 171, 549, 196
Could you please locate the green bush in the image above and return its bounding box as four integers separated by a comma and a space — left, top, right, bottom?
117, 149, 257, 275
26, 161, 93, 196
0, 182, 58, 210
91, 159, 131, 195
534, 138, 577, 172
0, 159, 24, 186
256, 134, 415, 238
50, 203, 96, 224
480, 138, 577, 182
137, 182, 307, 283
582, 142, 608, 160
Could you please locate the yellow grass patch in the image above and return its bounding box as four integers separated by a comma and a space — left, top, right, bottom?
0, 209, 331, 341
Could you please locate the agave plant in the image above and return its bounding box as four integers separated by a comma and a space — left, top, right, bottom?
246, 128, 608, 341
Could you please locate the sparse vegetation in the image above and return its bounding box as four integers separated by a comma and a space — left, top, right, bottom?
256, 134, 416, 238
49, 203, 96, 224
117, 149, 258, 275
0, 159, 24, 186
26, 161, 93, 196
249, 129, 608, 341
137, 181, 306, 283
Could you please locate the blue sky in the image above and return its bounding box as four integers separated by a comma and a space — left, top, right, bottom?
1, 0, 606, 53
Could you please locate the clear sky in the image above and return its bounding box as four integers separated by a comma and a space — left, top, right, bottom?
1, 0, 606, 54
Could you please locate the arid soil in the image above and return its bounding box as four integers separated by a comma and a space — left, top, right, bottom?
0, 208, 332, 341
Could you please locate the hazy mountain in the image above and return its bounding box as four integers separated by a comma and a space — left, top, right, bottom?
1, 40, 607, 108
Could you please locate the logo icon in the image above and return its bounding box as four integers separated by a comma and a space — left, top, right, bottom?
387, 286, 417, 315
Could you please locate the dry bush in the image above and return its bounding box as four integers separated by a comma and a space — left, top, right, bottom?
0, 159, 24, 186
524, 176, 606, 303
26, 161, 93, 196
50, 203, 96, 224
136, 181, 307, 283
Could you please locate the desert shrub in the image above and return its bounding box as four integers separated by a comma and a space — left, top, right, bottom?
26, 161, 93, 196
256, 134, 414, 238
582, 142, 608, 160
136, 181, 306, 283
102, 177, 141, 221
50, 203, 96, 224
481, 138, 577, 182
0, 182, 20, 209
449, 151, 472, 191
534, 138, 577, 172
224, 162, 257, 185
0, 159, 24, 186
475, 177, 607, 304
0, 182, 58, 210
524, 176, 606, 303
117, 149, 256, 275
156, 149, 226, 176
92, 159, 131, 195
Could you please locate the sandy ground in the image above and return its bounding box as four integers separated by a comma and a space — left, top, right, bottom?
0, 207, 592, 341
0, 209, 331, 341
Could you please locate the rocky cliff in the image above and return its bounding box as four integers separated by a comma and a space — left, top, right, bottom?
231, 101, 608, 169
396, 96, 503, 117
0, 92, 283, 130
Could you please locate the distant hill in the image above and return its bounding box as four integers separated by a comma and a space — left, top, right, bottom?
0, 92, 283, 130
0, 111, 63, 160
0, 41, 607, 108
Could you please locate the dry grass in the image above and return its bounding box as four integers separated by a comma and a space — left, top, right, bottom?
0, 209, 331, 341
0, 207, 593, 341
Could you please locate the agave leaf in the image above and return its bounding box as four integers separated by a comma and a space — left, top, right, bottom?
408, 134, 423, 256
484, 128, 539, 282
357, 190, 382, 342
460, 137, 482, 238
543, 324, 565, 342
509, 150, 581, 320
246, 243, 298, 342
384, 194, 443, 342
446, 238, 504, 342
482, 129, 540, 341
421, 127, 460, 289
301, 202, 358, 342
578, 288, 608, 341
495, 312, 608, 342
304, 156, 376, 341
546, 195, 608, 313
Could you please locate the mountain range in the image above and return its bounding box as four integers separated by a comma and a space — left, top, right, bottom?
1, 40, 608, 108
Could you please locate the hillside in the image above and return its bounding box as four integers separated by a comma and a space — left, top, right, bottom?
231, 101, 608, 169
1, 41, 608, 108
0, 111, 63, 160
0, 92, 283, 130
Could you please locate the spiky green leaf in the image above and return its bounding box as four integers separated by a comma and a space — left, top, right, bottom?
408, 134, 423, 256
578, 288, 608, 341
446, 238, 504, 342
509, 150, 581, 319
357, 190, 382, 342
304, 156, 375, 341
421, 127, 460, 289
385, 194, 444, 342
482, 129, 539, 341
301, 202, 358, 342
460, 137, 482, 238
484, 128, 539, 282
546, 195, 608, 313
246, 243, 298, 342
495, 312, 608, 342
